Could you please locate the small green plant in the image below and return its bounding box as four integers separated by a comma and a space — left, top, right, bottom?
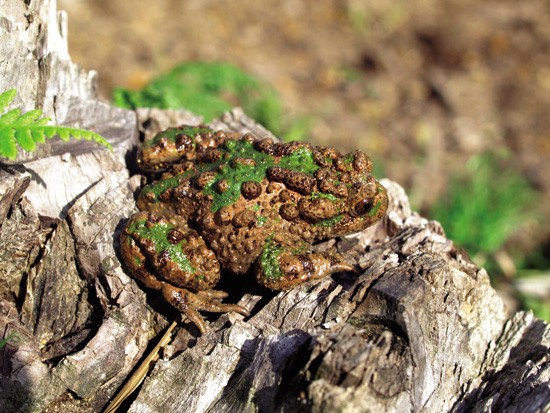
112, 61, 302, 139
0, 333, 15, 350
515, 246, 550, 322
0, 89, 111, 160
430, 152, 538, 273
519, 293, 550, 322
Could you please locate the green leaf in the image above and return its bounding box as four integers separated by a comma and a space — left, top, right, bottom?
34, 117, 50, 126
57, 128, 70, 141
0, 333, 15, 350
0, 89, 17, 113
14, 128, 35, 151
0, 128, 17, 160
31, 128, 46, 143
0, 108, 22, 126
0, 89, 112, 160
13, 109, 44, 126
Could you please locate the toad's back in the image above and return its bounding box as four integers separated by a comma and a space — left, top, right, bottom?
136, 128, 388, 275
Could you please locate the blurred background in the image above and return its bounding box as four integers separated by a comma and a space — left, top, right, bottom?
58, 0, 549, 319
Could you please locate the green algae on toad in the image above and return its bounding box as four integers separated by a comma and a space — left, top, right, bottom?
120, 125, 388, 334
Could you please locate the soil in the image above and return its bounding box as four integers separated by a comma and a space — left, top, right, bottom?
58, 0, 549, 260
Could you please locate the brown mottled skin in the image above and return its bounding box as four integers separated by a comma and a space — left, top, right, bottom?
120, 126, 388, 334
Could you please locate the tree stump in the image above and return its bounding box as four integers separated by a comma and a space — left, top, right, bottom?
0, 1, 548, 412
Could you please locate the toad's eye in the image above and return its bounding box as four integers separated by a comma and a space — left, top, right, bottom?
354, 198, 374, 216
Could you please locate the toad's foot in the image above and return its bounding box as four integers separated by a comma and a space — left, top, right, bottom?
254, 239, 354, 290
161, 285, 250, 334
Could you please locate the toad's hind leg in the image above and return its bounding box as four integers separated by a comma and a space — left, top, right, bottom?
120, 220, 249, 334
161, 286, 250, 334
122, 254, 249, 334
253, 238, 355, 291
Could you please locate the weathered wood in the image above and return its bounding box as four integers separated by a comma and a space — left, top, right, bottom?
0, 1, 548, 413
0, 0, 136, 162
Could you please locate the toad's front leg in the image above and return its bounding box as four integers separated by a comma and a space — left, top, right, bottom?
253, 235, 355, 290
120, 212, 249, 334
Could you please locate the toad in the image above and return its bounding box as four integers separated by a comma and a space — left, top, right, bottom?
120, 126, 388, 333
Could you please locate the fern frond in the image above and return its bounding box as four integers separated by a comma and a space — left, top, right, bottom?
0, 89, 112, 160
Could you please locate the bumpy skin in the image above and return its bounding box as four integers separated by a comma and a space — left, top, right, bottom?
120, 125, 388, 333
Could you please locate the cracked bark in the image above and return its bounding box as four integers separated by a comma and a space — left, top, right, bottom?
0, 1, 548, 412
